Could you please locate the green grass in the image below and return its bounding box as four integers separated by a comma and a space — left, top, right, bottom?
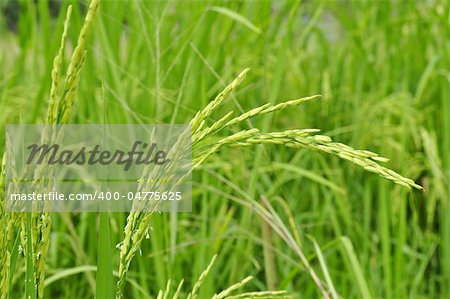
0, 0, 449, 298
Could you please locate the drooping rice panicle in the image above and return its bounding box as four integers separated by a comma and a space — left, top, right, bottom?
233, 132, 422, 190
194, 95, 320, 142
223, 95, 320, 129
117, 68, 422, 298
193, 128, 260, 168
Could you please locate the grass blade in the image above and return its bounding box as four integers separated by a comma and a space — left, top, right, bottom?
310, 237, 339, 299
209, 6, 261, 34
339, 237, 372, 299
96, 212, 114, 298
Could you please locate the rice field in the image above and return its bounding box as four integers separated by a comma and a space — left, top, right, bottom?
0, 0, 449, 298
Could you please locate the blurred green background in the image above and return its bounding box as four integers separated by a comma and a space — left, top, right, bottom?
0, 0, 449, 298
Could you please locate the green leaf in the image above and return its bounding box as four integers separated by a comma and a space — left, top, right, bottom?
209, 6, 261, 34
96, 212, 114, 298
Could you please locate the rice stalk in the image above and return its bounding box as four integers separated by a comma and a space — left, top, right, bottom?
0, 1, 101, 298
35, 2, 100, 298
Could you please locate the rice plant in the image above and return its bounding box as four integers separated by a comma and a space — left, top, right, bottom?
0, 0, 447, 298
